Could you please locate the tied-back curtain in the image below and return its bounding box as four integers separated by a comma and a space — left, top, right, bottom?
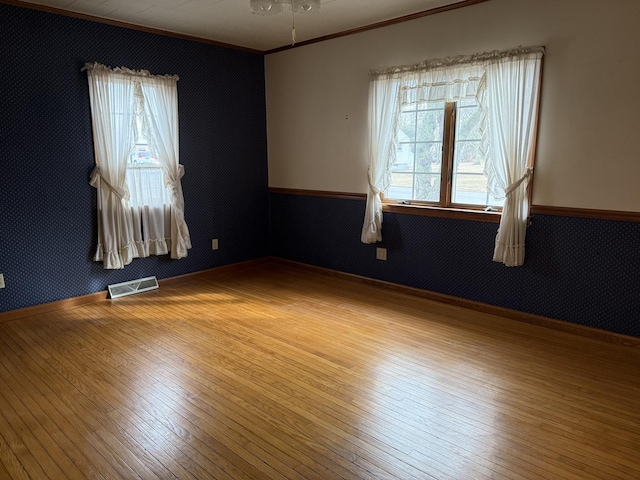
86, 67, 137, 268
361, 77, 400, 243
139, 77, 191, 259
361, 55, 487, 244
361, 46, 544, 267
84, 62, 191, 269
484, 50, 543, 266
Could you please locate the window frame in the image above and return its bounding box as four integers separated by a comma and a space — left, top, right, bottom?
382, 100, 535, 223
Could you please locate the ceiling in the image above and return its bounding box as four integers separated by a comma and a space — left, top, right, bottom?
17, 0, 475, 52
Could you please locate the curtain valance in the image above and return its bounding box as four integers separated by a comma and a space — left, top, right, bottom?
371, 46, 544, 78
82, 62, 179, 81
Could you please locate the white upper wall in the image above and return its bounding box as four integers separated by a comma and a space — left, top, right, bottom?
265, 0, 640, 211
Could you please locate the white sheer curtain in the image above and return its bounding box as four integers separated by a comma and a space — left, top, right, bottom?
84, 63, 191, 269
361, 76, 399, 243
361, 56, 487, 244
484, 50, 543, 266
139, 76, 191, 259
86, 66, 138, 269
361, 47, 544, 267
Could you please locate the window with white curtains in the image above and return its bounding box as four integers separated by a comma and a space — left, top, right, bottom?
361, 46, 544, 267
127, 117, 171, 209
389, 98, 501, 208
84, 63, 191, 269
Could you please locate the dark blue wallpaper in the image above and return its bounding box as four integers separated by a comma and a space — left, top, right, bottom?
0, 4, 268, 312
270, 193, 640, 338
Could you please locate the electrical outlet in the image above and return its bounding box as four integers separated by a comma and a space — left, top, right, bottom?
0, 273, 5, 289
212, 239, 219, 250
376, 248, 387, 261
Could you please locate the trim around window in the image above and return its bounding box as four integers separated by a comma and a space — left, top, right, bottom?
382, 202, 501, 223
387, 101, 504, 212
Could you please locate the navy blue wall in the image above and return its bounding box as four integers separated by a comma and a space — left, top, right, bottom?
270, 193, 640, 338
0, 4, 268, 312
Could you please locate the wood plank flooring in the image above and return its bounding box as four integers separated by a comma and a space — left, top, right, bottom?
1, 260, 640, 479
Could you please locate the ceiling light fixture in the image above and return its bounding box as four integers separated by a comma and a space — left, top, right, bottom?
250, 0, 321, 46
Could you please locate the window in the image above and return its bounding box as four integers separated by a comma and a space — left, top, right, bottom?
361, 46, 544, 266
387, 99, 500, 209
85, 63, 191, 269
126, 117, 171, 209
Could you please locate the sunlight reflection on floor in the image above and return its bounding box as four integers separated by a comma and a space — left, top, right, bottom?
365, 347, 501, 478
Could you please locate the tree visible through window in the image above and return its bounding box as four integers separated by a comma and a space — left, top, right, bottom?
387, 99, 500, 208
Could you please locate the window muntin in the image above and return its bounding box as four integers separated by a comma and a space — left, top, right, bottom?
386, 99, 502, 210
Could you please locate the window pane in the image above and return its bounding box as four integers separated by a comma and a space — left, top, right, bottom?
452, 140, 486, 205
392, 143, 414, 172
415, 173, 440, 202
456, 103, 482, 141
130, 144, 159, 166
415, 142, 442, 173
129, 116, 159, 166
387, 172, 414, 200
126, 115, 169, 207
398, 111, 416, 142
451, 100, 501, 207
416, 108, 444, 142
126, 167, 171, 207
456, 140, 482, 164
386, 102, 445, 203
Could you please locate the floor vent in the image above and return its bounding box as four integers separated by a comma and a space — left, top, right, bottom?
108, 276, 159, 299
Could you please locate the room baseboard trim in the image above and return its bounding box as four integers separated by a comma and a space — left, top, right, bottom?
269, 257, 640, 349
268, 187, 640, 223
0, 258, 268, 324
0, 290, 109, 324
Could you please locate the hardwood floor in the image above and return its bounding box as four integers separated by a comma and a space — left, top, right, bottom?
1, 261, 639, 479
